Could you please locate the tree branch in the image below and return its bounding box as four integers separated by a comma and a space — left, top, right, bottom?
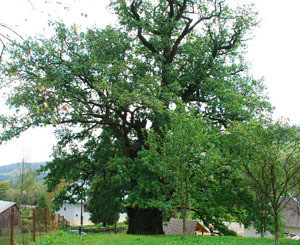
130, 0, 159, 54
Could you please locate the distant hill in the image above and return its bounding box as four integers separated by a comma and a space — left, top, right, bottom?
0, 162, 46, 182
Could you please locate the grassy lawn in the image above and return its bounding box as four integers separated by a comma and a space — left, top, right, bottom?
69, 222, 127, 230
0, 232, 43, 245
32, 231, 299, 245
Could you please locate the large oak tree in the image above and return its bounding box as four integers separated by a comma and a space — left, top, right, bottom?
0, 0, 269, 234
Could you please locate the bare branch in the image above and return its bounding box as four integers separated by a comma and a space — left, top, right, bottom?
26, 0, 35, 9
0, 23, 24, 41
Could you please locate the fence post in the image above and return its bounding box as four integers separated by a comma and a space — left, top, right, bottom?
33, 209, 36, 242
10, 207, 14, 245
45, 208, 48, 234
38, 209, 41, 233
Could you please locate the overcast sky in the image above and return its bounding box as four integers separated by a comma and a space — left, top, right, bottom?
0, 0, 300, 166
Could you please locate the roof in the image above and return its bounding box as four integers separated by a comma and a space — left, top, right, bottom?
0, 200, 17, 213
281, 198, 300, 228
164, 218, 208, 235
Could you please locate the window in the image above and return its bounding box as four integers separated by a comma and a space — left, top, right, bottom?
64, 207, 66, 211
84, 204, 88, 213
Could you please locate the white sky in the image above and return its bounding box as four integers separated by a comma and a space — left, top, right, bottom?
0, 0, 300, 166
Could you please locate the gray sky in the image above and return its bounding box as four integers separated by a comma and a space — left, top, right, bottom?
0, 0, 300, 166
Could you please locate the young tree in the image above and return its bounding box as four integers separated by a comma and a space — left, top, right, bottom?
18, 156, 31, 207
226, 120, 300, 245
189, 153, 255, 236
0, 0, 270, 234
251, 191, 274, 237
5, 159, 46, 206
145, 108, 213, 238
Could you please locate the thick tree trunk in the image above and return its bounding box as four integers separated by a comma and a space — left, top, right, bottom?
127, 207, 164, 235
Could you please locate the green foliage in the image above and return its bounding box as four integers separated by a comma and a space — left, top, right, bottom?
0, 181, 10, 199
250, 192, 274, 237
139, 107, 256, 236
188, 141, 256, 235
0, 0, 272, 234
225, 119, 300, 243
37, 193, 50, 210
144, 108, 215, 236
88, 178, 121, 226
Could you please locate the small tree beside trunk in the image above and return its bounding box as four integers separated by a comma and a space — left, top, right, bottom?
227, 119, 300, 245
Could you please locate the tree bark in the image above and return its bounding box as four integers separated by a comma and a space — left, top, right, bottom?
260, 214, 264, 237
127, 207, 164, 235
274, 212, 280, 245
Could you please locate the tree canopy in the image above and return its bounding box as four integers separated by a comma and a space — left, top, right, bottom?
0, 0, 271, 234
225, 119, 300, 244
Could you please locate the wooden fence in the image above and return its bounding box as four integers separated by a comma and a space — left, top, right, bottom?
0, 207, 68, 245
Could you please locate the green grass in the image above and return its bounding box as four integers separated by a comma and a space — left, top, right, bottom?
32, 231, 299, 245
0, 232, 41, 245
70, 222, 128, 230
0, 237, 9, 245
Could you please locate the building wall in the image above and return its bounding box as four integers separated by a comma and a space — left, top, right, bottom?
119, 213, 127, 223
56, 203, 93, 226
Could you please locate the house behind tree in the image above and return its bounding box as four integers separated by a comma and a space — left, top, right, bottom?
56, 201, 93, 226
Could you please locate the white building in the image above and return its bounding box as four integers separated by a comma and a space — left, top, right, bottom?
56, 201, 93, 226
